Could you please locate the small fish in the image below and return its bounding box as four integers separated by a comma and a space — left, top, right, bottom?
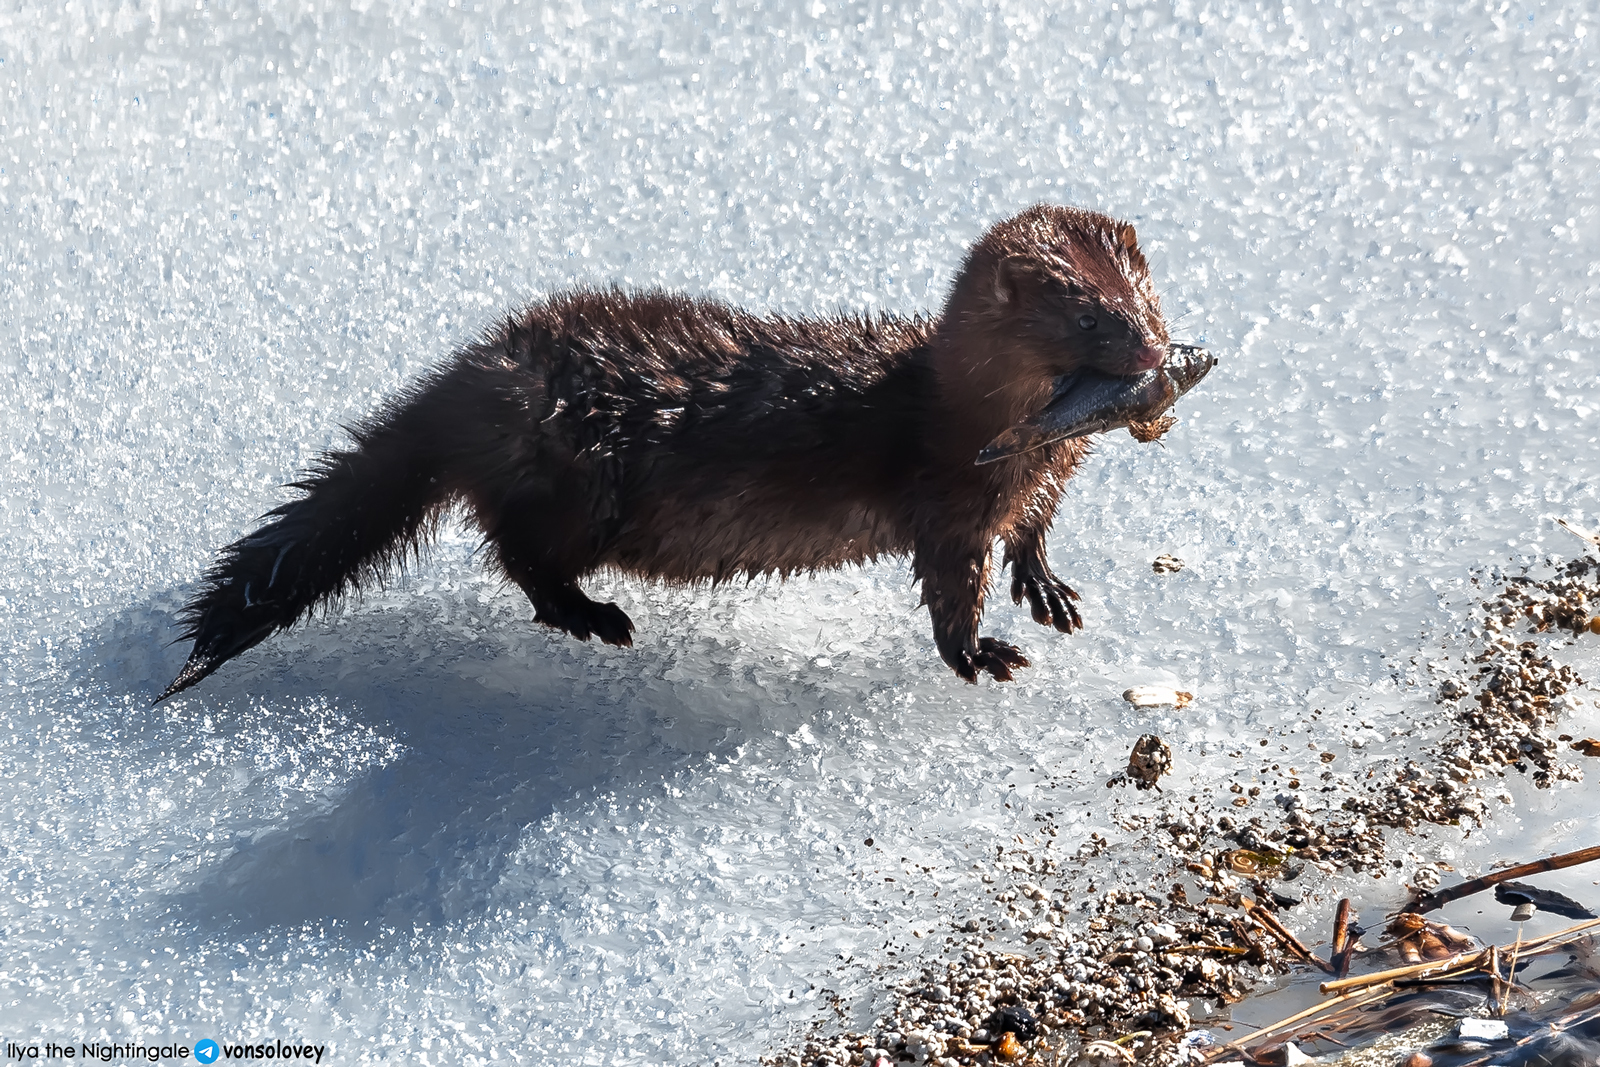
976, 343, 1216, 464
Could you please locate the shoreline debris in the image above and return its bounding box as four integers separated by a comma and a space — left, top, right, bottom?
766, 557, 1600, 1067
1208, 916, 1600, 1064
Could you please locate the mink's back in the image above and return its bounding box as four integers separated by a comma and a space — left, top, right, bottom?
464, 289, 939, 581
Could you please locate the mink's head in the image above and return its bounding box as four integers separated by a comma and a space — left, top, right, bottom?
950, 204, 1170, 377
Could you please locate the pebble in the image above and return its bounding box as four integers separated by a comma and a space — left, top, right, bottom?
988, 1006, 1038, 1039
1147, 923, 1178, 947
1125, 734, 1173, 789
1412, 865, 1444, 892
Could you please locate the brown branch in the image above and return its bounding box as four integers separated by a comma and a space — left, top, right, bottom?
1240, 898, 1334, 973
1330, 899, 1354, 979
1413, 844, 1600, 913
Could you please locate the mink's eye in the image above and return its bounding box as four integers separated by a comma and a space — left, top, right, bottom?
1077, 314, 1097, 331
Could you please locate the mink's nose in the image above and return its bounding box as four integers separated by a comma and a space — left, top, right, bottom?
1131, 345, 1165, 371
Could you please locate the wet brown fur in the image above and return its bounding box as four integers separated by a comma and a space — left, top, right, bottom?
158, 205, 1171, 700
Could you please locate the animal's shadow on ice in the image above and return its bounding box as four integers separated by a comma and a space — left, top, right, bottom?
77, 594, 769, 938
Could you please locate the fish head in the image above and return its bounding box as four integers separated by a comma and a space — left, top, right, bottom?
1164, 343, 1218, 397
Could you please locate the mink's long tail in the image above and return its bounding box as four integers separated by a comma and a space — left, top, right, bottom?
156, 370, 473, 703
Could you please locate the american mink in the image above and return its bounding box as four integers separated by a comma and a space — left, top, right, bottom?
158, 205, 1182, 701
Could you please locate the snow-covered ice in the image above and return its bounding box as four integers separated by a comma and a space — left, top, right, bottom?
2, 0, 1598, 1062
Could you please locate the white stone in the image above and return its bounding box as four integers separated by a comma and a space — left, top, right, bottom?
1458, 1019, 1510, 1041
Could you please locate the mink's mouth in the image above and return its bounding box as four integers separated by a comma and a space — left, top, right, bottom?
976, 344, 1216, 465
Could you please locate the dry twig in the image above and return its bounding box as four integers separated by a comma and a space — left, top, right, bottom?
1319, 949, 1488, 996
1413, 844, 1600, 913
1556, 517, 1600, 550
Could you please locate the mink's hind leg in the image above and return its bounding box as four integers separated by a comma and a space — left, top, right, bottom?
1004, 526, 1082, 634
475, 488, 635, 647
517, 577, 635, 647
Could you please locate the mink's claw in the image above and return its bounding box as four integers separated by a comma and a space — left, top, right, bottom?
1011, 570, 1083, 634
949, 637, 1030, 683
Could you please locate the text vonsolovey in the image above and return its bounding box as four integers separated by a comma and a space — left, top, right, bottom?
211, 1044, 326, 1062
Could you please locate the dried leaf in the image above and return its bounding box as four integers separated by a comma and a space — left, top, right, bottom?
1128, 415, 1177, 443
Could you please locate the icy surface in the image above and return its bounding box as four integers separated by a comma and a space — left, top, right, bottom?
3, 0, 1599, 1062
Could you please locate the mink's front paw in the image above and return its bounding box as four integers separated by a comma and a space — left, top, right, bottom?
947, 637, 1030, 683
975, 637, 1030, 681
1011, 569, 1082, 634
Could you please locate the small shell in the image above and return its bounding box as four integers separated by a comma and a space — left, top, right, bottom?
1430, 921, 1477, 951
1122, 686, 1194, 708
1074, 1040, 1135, 1066
1417, 931, 1452, 960
1224, 849, 1285, 875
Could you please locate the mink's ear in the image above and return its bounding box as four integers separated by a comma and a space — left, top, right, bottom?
1117, 223, 1138, 251
991, 255, 1033, 305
